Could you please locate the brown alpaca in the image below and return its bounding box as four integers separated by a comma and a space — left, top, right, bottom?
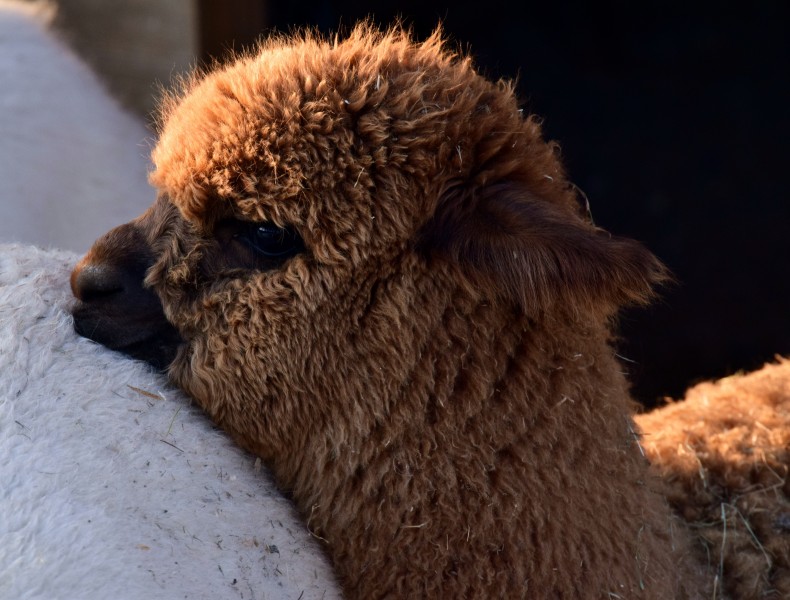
635, 359, 790, 598
69, 25, 787, 598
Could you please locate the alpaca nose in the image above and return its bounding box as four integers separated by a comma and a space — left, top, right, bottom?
70, 261, 126, 303
69, 221, 153, 306
70, 221, 183, 370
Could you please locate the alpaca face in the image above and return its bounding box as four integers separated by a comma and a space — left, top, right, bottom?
71, 27, 664, 460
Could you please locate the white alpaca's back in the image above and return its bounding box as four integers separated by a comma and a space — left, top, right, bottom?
0, 244, 341, 599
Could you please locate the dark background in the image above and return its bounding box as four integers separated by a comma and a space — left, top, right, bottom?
198, 0, 789, 406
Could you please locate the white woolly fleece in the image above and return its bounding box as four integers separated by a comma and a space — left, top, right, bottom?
0, 0, 154, 252
0, 244, 342, 600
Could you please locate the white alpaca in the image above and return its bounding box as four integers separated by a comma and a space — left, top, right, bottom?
0, 244, 341, 598
0, 0, 153, 252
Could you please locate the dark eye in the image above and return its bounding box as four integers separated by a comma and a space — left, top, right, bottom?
236, 222, 305, 260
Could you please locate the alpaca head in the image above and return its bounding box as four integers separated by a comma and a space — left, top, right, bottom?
71, 25, 664, 460
68, 26, 688, 597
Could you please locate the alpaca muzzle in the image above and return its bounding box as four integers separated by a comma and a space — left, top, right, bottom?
70, 223, 183, 371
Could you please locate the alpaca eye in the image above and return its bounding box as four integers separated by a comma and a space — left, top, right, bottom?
241, 222, 304, 259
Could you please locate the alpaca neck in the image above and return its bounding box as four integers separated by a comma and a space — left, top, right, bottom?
272, 267, 698, 597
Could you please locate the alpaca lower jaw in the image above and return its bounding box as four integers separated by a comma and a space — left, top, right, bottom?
72, 303, 183, 371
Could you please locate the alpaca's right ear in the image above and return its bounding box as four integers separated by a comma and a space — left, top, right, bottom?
421, 180, 668, 317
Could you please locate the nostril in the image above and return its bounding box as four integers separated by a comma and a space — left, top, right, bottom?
71, 262, 125, 303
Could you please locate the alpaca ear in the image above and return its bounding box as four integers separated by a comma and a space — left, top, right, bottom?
422, 181, 668, 316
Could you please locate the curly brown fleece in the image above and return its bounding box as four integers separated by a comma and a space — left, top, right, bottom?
636, 359, 790, 599
72, 25, 790, 598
